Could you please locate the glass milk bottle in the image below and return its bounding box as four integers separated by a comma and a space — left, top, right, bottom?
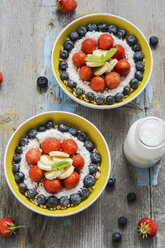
124, 116, 165, 168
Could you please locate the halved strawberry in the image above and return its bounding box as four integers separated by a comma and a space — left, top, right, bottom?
79, 66, 93, 81
44, 178, 62, 194
63, 171, 80, 189
115, 59, 131, 76
98, 34, 114, 50
72, 155, 85, 171
105, 72, 121, 89
61, 139, 78, 155
41, 138, 61, 154
72, 52, 87, 67
90, 76, 105, 91
25, 148, 42, 165
29, 165, 45, 182
112, 44, 125, 60
81, 39, 96, 54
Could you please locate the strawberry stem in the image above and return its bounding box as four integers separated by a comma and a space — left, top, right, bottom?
138, 223, 151, 238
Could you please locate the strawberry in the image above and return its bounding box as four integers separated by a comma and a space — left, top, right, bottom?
72, 52, 87, 67
56, 0, 77, 15
41, 138, 61, 154
98, 34, 114, 50
90, 76, 105, 91
44, 178, 62, 194
0, 72, 3, 84
63, 171, 80, 189
0, 218, 25, 238
25, 148, 42, 165
137, 217, 157, 238
112, 44, 125, 60
61, 139, 78, 155
72, 155, 85, 171
81, 39, 96, 54
79, 66, 93, 81
105, 72, 121, 89
29, 165, 45, 182
115, 59, 131, 76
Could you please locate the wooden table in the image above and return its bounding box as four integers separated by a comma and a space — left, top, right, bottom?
0, 0, 164, 247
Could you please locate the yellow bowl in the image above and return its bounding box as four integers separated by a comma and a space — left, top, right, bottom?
52, 13, 153, 109
4, 112, 111, 217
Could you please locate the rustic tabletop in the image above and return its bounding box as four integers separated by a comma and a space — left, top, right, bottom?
0, 0, 165, 247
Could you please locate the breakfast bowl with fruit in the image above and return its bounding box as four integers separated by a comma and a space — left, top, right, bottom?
52, 13, 153, 109
4, 112, 111, 217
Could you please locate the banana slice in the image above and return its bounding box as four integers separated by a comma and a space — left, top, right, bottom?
86, 61, 104, 67
105, 59, 118, 73
40, 155, 54, 166
58, 165, 74, 179
37, 161, 52, 171
93, 49, 108, 57
49, 151, 69, 158
52, 157, 73, 164
94, 62, 109, 76
45, 169, 64, 180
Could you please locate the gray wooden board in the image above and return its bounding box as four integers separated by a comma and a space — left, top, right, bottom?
0, 0, 165, 247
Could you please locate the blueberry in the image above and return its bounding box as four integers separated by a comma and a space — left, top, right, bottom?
15, 146, 23, 154
58, 123, 68, 132
69, 32, 79, 42
27, 129, 38, 139
79, 187, 90, 199
77, 132, 87, 142
117, 29, 126, 39
19, 138, 29, 147
63, 40, 74, 51
106, 95, 115, 105
112, 232, 122, 243
59, 61, 68, 71
85, 140, 94, 152
91, 152, 102, 163
149, 35, 159, 46
68, 127, 78, 136
46, 120, 54, 129
95, 95, 105, 105
77, 27, 87, 38
19, 183, 28, 194
123, 86, 131, 96
70, 193, 81, 205
60, 50, 69, 59
108, 25, 118, 35
84, 175, 96, 188
127, 192, 136, 203
13, 154, 21, 163
87, 23, 97, 32
12, 163, 20, 174
75, 87, 84, 97
118, 216, 127, 227
37, 125, 46, 132
88, 163, 98, 174
126, 35, 137, 46
115, 93, 124, 102
37, 76, 48, 89
136, 61, 145, 71
60, 196, 70, 207
130, 78, 139, 89
14, 172, 25, 183
46, 196, 58, 208
135, 71, 143, 81
132, 43, 141, 52
97, 23, 107, 32
85, 92, 95, 102
67, 80, 77, 89
60, 71, 69, 81
133, 51, 144, 62
27, 188, 37, 199
107, 176, 116, 187
37, 194, 47, 205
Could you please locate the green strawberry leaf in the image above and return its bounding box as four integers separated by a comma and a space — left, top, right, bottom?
85, 48, 117, 64
51, 161, 71, 171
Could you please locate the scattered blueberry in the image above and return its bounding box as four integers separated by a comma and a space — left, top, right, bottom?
59, 61, 68, 71
27, 129, 38, 139
67, 80, 77, 89
37, 194, 47, 205
68, 127, 78, 137
106, 95, 115, 105
63, 40, 74, 51
77, 27, 87, 38
60, 71, 69, 81
117, 29, 126, 39
107, 176, 116, 187
130, 78, 139, 89
79, 187, 90, 199
37, 125, 46, 132
84, 175, 96, 188
112, 232, 122, 243
84, 140, 94, 152
91, 152, 102, 163
135, 71, 143, 81
13, 154, 21, 163
87, 23, 97, 32
19, 183, 28, 194
85, 92, 95, 102
123, 86, 131, 96
136, 61, 145, 71
127, 192, 136, 203
12, 163, 20, 174
19, 138, 29, 147
108, 25, 118, 35
95, 95, 105, 105
69, 32, 79, 42
77, 132, 87, 142
60, 196, 70, 207
133, 51, 144, 62
46, 196, 58, 208
132, 43, 141, 52
27, 188, 37, 199
46, 120, 54, 129
88, 163, 98, 174
118, 216, 127, 227
97, 23, 107, 32
75, 87, 84, 97
58, 123, 68, 132
14, 172, 25, 184
37, 76, 48, 89
15, 146, 23, 154
149, 36, 159, 47
115, 93, 124, 102
126, 35, 137, 46
70, 193, 81, 205
60, 50, 69, 59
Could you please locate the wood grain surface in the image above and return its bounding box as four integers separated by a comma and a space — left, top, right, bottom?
0, 0, 165, 247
